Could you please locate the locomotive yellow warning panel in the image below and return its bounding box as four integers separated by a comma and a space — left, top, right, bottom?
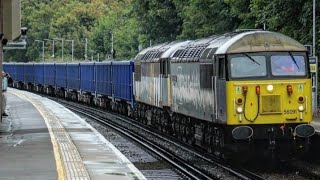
227, 79, 312, 125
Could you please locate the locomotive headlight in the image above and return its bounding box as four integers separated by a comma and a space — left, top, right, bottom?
236, 98, 243, 105
298, 96, 304, 103
267, 85, 274, 93
298, 105, 304, 112
236, 107, 243, 114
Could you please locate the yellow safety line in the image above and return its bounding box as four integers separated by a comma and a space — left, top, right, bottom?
10, 91, 65, 180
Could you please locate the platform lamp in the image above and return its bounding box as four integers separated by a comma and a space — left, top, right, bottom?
53, 38, 64, 61
44, 39, 55, 59
65, 39, 74, 61
35, 40, 45, 62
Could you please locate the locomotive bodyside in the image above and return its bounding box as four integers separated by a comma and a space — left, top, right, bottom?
170, 37, 225, 122
135, 43, 166, 108
134, 41, 191, 127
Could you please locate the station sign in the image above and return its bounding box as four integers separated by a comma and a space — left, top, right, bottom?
308, 56, 318, 115
309, 56, 317, 64
309, 56, 317, 73
310, 64, 317, 72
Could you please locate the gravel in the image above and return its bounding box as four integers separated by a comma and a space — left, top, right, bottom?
81, 116, 184, 180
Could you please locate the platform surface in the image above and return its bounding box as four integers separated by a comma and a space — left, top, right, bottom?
0, 91, 57, 180
0, 89, 145, 180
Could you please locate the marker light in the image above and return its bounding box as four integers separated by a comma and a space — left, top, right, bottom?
236, 98, 243, 105
287, 85, 293, 95
242, 86, 248, 95
256, 85, 260, 95
298, 105, 304, 112
298, 96, 304, 104
236, 107, 243, 114
267, 85, 274, 92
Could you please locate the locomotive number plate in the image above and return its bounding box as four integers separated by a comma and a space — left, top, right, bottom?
284, 109, 297, 114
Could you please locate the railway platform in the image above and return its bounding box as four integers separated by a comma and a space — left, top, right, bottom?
0, 88, 145, 180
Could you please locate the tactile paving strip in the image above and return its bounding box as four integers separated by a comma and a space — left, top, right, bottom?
12, 90, 91, 180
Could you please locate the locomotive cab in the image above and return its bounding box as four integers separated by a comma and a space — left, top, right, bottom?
226, 52, 314, 139
212, 31, 316, 151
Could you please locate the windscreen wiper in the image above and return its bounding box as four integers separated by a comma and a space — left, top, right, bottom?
243, 53, 260, 65
288, 52, 299, 69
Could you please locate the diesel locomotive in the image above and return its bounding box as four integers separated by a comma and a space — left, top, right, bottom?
4, 30, 315, 156
134, 30, 314, 155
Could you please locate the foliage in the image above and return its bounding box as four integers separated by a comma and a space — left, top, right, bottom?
90, 0, 139, 60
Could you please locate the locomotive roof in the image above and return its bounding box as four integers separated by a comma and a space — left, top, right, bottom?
135, 41, 192, 62
136, 30, 307, 63
214, 30, 307, 54
172, 30, 307, 63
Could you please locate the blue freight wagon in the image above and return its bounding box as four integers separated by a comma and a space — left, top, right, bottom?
16, 63, 24, 82
55, 63, 67, 88
44, 63, 55, 86
34, 63, 44, 85
24, 63, 35, 84
95, 62, 112, 96
80, 62, 95, 93
67, 63, 80, 91
3, 63, 16, 81
112, 61, 134, 104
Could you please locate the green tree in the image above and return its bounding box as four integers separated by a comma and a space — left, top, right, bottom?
90, 0, 139, 60
132, 0, 182, 46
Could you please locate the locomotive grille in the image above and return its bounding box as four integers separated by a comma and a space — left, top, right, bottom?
261, 95, 281, 114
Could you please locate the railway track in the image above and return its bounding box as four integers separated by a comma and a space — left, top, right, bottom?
52, 97, 264, 180
284, 160, 320, 179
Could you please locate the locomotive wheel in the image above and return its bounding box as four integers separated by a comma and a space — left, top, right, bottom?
141, 105, 146, 124
157, 113, 162, 131
171, 115, 177, 136
119, 104, 122, 114
164, 112, 172, 135
161, 114, 166, 133
181, 118, 187, 142
155, 111, 161, 128
174, 116, 180, 138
